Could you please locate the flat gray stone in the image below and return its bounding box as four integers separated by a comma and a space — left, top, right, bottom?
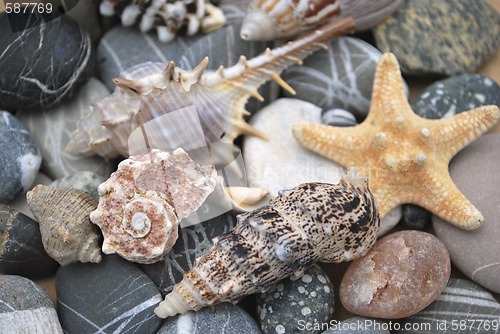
433, 134, 500, 293
322, 317, 389, 334
0, 275, 63, 333
157, 303, 262, 334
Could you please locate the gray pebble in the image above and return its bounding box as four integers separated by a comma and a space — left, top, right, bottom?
51, 171, 107, 201
321, 108, 358, 127
0, 111, 41, 203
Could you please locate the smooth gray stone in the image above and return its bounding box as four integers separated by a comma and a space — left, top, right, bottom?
0, 111, 41, 203
321, 108, 358, 127
51, 171, 106, 201
411, 74, 500, 119
433, 134, 500, 294
397, 278, 500, 333
157, 303, 262, 334
401, 204, 431, 231
256, 265, 335, 334
219, 0, 252, 25
0, 14, 94, 110
56, 255, 162, 334
97, 25, 202, 90
282, 37, 382, 120
0, 275, 63, 333
0, 204, 59, 278
17, 78, 114, 179
322, 317, 390, 334
374, 0, 500, 76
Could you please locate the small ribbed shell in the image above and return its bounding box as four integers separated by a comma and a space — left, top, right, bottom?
90, 148, 217, 264
240, 0, 404, 41
154, 168, 379, 318
100, 0, 226, 42
65, 17, 357, 160
26, 185, 102, 266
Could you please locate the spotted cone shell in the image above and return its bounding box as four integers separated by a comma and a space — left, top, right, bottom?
90, 148, 217, 264
26, 185, 102, 266
154, 168, 380, 318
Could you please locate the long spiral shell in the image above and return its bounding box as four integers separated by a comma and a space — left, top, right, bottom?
65, 18, 356, 159
90, 148, 217, 264
154, 168, 379, 318
240, 0, 404, 41
100, 0, 226, 42
26, 185, 102, 266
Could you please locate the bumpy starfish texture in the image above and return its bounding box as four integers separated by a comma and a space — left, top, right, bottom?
293, 53, 500, 230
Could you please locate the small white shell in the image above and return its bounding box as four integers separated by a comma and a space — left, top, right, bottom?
90, 148, 217, 264
100, 0, 226, 42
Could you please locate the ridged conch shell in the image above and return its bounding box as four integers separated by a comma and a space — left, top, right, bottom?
26, 185, 102, 266
65, 18, 357, 159
240, 0, 404, 41
100, 0, 226, 42
154, 168, 380, 318
90, 148, 217, 264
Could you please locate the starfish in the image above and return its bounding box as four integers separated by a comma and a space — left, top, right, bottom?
292, 53, 500, 230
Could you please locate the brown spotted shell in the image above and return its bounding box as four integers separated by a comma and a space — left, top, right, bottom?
26, 185, 102, 266
90, 148, 217, 264
154, 168, 379, 318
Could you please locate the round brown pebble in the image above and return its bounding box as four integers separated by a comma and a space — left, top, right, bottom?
339, 230, 450, 319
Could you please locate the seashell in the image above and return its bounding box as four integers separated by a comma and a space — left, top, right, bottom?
65, 18, 357, 160
26, 185, 102, 266
240, 0, 404, 41
154, 168, 380, 318
100, 0, 227, 43
90, 148, 217, 264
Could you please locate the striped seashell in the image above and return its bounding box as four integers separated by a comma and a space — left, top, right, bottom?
154, 168, 380, 318
100, 0, 226, 42
90, 148, 217, 264
66, 18, 357, 160
26, 185, 102, 266
240, 0, 404, 41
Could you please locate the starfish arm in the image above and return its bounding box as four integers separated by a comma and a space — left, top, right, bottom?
292, 122, 368, 167
364, 53, 410, 122
409, 169, 483, 230
430, 105, 500, 161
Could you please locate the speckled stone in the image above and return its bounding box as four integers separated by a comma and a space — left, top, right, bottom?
17, 78, 114, 179
56, 255, 162, 334
397, 278, 500, 334
433, 134, 500, 294
96, 25, 201, 91
0, 14, 94, 110
50, 171, 106, 201
0, 275, 63, 333
340, 231, 451, 319
0, 111, 41, 203
140, 213, 236, 295
157, 303, 262, 334
244, 98, 402, 235
256, 265, 335, 334
411, 74, 500, 119
322, 317, 390, 334
321, 109, 358, 127
0, 204, 59, 278
374, 0, 500, 75
281, 37, 382, 119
